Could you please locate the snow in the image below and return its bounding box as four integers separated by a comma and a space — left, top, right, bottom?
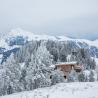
0, 39, 9, 49
75, 39, 98, 48
83, 70, 90, 76
7, 28, 57, 41
0, 55, 3, 63
0, 55, 3, 59
67, 55, 72, 62
56, 61, 77, 65
8, 28, 34, 41
0, 82, 98, 98
50, 61, 77, 68
8, 29, 98, 48
19, 63, 25, 69
94, 57, 98, 76
95, 58, 98, 66
92, 70, 98, 80
83, 70, 97, 81
0, 28, 98, 50
50, 64, 56, 68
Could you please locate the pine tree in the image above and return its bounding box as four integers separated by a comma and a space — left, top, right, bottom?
78, 72, 85, 82
25, 42, 53, 90
89, 70, 95, 82
3, 53, 21, 94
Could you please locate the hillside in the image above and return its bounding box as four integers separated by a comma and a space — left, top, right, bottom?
0, 82, 98, 98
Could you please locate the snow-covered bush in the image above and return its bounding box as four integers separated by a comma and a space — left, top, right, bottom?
67, 69, 78, 82
78, 70, 97, 82
51, 70, 65, 85
89, 70, 97, 82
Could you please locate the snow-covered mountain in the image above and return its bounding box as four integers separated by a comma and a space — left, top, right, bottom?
0, 28, 98, 48
0, 28, 98, 64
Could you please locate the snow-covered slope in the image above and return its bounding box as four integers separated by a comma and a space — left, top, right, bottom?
7, 29, 34, 41
0, 82, 98, 98
8, 29, 98, 47
8, 29, 98, 48
0, 28, 98, 48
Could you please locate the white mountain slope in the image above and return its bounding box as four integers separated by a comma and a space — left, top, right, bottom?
0, 82, 98, 98
9, 29, 98, 48
0, 28, 98, 49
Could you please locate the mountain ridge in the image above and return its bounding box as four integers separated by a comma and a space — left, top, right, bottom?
0, 28, 98, 48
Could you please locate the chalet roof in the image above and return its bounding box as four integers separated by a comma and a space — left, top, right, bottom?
50, 61, 77, 68
56, 61, 77, 65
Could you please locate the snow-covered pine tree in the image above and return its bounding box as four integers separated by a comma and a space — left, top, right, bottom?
25, 41, 53, 90
89, 70, 95, 82
0, 67, 7, 95
51, 70, 65, 85
3, 53, 21, 94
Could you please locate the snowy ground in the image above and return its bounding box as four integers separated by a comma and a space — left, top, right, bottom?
0, 82, 98, 98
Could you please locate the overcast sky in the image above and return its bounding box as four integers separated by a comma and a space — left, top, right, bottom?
0, 0, 98, 40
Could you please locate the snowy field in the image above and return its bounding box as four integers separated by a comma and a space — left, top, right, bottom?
0, 82, 98, 98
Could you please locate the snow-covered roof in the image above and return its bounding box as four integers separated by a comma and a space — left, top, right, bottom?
50, 61, 77, 68
56, 61, 77, 65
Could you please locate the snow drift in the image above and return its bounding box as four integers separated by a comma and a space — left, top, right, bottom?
0, 82, 98, 98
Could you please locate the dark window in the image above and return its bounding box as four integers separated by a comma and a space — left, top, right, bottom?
75, 69, 81, 72
50, 75, 52, 79
64, 76, 66, 79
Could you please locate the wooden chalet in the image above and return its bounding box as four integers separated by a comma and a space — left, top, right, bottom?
51, 61, 82, 79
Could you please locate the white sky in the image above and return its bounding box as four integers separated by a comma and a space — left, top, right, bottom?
0, 0, 98, 40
